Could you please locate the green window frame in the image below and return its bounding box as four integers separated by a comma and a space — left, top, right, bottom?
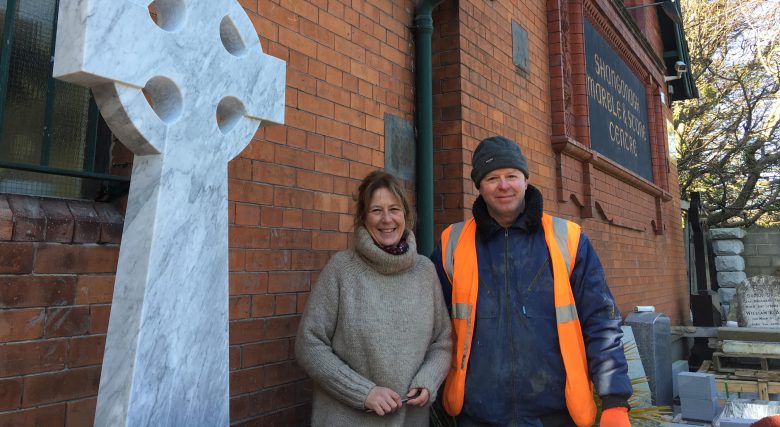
0, 0, 129, 200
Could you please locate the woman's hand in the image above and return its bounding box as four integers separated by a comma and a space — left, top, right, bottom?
365, 386, 402, 416
405, 388, 429, 407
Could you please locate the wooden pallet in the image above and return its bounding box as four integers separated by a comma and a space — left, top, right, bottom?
699, 360, 780, 401
712, 352, 780, 376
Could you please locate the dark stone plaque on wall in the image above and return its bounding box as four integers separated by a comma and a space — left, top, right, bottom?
512, 21, 529, 72
384, 113, 415, 180
585, 20, 653, 181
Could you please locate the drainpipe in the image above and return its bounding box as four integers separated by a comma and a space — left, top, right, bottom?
414, 0, 442, 256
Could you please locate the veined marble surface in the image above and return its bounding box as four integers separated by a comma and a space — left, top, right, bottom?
53, 1, 285, 426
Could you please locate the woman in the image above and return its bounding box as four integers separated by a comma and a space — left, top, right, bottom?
296, 170, 452, 426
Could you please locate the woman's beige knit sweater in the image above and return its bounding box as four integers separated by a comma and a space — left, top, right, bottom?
295, 227, 452, 426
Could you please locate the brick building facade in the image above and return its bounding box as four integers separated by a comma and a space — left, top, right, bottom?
1, 0, 693, 425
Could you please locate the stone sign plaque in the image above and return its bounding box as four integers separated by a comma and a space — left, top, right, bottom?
584, 19, 653, 181
735, 275, 780, 328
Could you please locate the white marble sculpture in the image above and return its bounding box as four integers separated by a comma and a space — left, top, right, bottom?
53, 1, 285, 425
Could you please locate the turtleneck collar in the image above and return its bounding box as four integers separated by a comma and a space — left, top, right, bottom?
353, 226, 417, 275
472, 183, 544, 240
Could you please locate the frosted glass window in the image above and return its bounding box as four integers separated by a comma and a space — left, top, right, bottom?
0, 0, 122, 199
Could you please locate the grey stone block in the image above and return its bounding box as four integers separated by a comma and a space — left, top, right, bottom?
719, 287, 737, 303
713, 240, 745, 255
662, 424, 706, 427
672, 360, 689, 398
745, 268, 768, 277
718, 272, 747, 287
681, 396, 720, 421
762, 244, 780, 255
719, 418, 756, 427
716, 256, 746, 272
710, 228, 747, 240
678, 372, 717, 400
747, 231, 780, 244
718, 327, 780, 341
747, 256, 772, 267
744, 233, 767, 244
720, 398, 780, 421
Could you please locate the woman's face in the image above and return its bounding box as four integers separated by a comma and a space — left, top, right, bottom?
364, 187, 406, 247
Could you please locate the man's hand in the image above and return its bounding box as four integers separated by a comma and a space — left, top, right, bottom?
600, 407, 630, 427
365, 386, 402, 416
405, 388, 429, 407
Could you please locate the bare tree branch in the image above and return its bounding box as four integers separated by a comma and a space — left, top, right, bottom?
674, 0, 780, 227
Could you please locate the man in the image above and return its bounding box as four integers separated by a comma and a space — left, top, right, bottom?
431, 136, 632, 427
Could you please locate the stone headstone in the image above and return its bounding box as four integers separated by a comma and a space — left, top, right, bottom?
734, 275, 780, 328
624, 312, 673, 405
621, 326, 652, 407
53, 1, 285, 426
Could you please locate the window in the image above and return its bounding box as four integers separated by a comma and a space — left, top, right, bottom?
0, 0, 129, 200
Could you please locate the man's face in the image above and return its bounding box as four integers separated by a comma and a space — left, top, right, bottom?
478, 168, 528, 226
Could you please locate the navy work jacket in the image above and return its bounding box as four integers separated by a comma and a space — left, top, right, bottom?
431, 185, 631, 425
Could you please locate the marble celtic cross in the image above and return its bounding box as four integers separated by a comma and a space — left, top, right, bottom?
53, 1, 285, 425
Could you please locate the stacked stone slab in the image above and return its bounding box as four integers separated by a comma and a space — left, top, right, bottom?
710, 228, 747, 319
678, 372, 720, 422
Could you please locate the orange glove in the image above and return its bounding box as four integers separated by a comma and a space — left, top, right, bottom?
751, 415, 780, 427
600, 407, 631, 427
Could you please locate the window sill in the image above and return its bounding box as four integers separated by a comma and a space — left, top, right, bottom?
0, 194, 124, 244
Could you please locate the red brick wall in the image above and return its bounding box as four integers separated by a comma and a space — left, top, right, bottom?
432, 1, 469, 232
432, 0, 556, 233
0, 195, 119, 426
228, 3, 416, 423
584, 171, 689, 322
624, 0, 665, 58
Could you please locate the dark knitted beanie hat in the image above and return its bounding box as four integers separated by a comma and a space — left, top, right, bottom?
470, 136, 529, 188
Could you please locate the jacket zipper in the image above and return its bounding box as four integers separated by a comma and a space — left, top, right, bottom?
503, 228, 519, 423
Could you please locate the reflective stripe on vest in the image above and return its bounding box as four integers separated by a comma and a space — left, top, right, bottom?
441, 214, 596, 427
439, 219, 478, 417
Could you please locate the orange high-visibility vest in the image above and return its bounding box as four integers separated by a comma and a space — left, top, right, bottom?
440, 214, 596, 427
